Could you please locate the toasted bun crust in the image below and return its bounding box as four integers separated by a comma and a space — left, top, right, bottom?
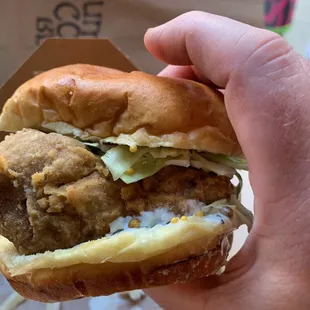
0, 212, 234, 302
0, 215, 234, 275
0, 64, 241, 156
1, 237, 229, 302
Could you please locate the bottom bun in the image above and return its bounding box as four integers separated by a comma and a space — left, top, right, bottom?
1, 235, 231, 303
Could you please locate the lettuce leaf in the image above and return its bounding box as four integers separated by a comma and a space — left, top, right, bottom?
120, 153, 191, 184
191, 152, 236, 178
83, 142, 100, 148
101, 146, 191, 184
235, 171, 243, 198
120, 153, 167, 184
202, 153, 248, 170
101, 145, 149, 180
200, 198, 253, 232
149, 148, 188, 158
230, 194, 254, 232
82, 141, 115, 154
100, 145, 240, 183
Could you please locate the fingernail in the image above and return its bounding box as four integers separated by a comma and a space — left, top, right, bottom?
146, 27, 155, 35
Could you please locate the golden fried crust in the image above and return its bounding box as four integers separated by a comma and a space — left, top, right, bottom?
0, 64, 242, 156
0, 129, 125, 255
122, 166, 232, 214
2, 235, 229, 303
0, 129, 232, 255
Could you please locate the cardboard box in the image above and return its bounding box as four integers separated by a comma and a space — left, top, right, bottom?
0, 0, 264, 87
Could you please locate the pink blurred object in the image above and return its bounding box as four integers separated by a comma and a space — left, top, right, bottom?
264, 0, 296, 35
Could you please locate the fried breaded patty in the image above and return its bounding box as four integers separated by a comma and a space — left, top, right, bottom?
0, 129, 232, 255
121, 166, 232, 214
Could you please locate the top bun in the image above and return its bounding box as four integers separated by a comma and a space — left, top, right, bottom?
0, 64, 241, 156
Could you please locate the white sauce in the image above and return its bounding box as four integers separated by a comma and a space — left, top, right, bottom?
109, 206, 230, 235
109, 208, 175, 234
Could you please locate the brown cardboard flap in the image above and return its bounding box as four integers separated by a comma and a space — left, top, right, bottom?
0, 0, 264, 87
0, 38, 138, 108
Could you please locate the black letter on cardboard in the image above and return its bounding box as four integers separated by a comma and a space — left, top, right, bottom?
35, 17, 54, 45
54, 2, 80, 21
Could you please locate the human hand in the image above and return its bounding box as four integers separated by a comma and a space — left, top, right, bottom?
144, 11, 310, 310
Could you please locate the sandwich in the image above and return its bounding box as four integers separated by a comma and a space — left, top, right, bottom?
0, 64, 253, 302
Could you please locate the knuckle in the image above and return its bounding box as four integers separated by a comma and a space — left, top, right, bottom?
178, 10, 208, 25
242, 33, 294, 77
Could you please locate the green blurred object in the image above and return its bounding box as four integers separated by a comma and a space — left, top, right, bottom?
266, 24, 292, 36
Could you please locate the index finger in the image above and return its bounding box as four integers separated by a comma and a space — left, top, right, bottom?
144, 11, 283, 88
